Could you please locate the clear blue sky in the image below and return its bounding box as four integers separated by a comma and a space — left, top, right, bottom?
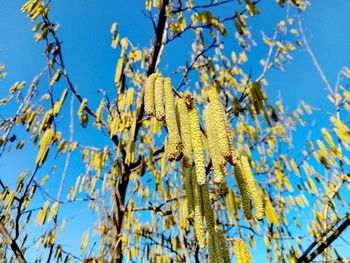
1, 0, 350, 261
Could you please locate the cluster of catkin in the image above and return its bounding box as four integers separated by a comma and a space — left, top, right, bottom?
144, 73, 263, 262
205, 89, 264, 222
144, 73, 183, 161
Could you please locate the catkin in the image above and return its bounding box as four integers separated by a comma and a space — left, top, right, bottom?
164, 78, 183, 161
216, 227, 230, 263
183, 164, 194, 219
186, 91, 206, 186
207, 89, 234, 163
201, 183, 215, 231
207, 232, 216, 263
233, 239, 243, 263
144, 73, 158, 116
176, 97, 192, 167
204, 106, 225, 184
240, 239, 252, 263
240, 155, 264, 221
225, 113, 238, 165
191, 167, 205, 248
154, 76, 165, 121
234, 158, 253, 220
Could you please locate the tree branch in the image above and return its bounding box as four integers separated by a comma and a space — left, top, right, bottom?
0, 221, 27, 263
298, 212, 350, 262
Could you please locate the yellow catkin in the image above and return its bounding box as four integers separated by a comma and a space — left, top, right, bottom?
233, 239, 243, 263
216, 227, 230, 263
144, 73, 158, 116
239, 239, 252, 263
201, 183, 214, 231
204, 106, 225, 184
224, 112, 238, 165
201, 180, 221, 261
164, 78, 183, 161
207, 232, 216, 263
233, 158, 253, 220
240, 155, 264, 221
154, 76, 165, 121
208, 89, 234, 164
213, 233, 222, 263
186, 91, 206, 186
176, 97, 192, 167
191, 166, 205, 248
183, 164, 194, 219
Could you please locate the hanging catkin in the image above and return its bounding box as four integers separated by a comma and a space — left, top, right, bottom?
191, 166, 205, 248
186, 91, 206, 186
201, 183, 215, 231
144, 73, 158, 116
207, 232, 216, 263
154, 76, 165, 121
234, 239, 252, 263
183, 163, 194, 219
176, 97, 192, 167
233, 157, 253, 220
207, 89, 234, 164
164, 78, 183, 161
224, 111, 238, 165
213, 233, 222, 263
216, 227, 230, 263
240, 155, 264, 221
204, 105, 225, 184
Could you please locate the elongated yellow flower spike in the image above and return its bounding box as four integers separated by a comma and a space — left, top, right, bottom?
204, 106, 226, 184
207, 89, 233, 162
154, 76, 165, 121
182, 164, 194, 219
176, 97, 192, 167
164, 78, 183, 161
185, 91, 206, 186
240, 155, 264, 221
233, 238, 243, 263
234, 239, 252, 263
201, 183, 214, 231
144, 73, 158, 116
225, 113, 238, 165
191, 167, 205, 248
207, 232, 216, 263
240, 239, 253, 263
216, 227, 230, 263
234, 158, 253, 220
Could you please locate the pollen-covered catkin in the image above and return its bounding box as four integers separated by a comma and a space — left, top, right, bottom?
240, 239, 253, 263
234, 158, 253, 220
144, 73, 158, 116
186, 91, 206, 186
213, 233, 222, 263
183, 164, 194, 219
207, 89, 232, 162
233, 238, 243, 263
225, 113, 238, 165
164, 78, 183, 161
204, 106, 225, 184
201, 183, 215, 231
233, 239, 252, 263
176, 97, 192, 167
154, 76, 165, 121
240, 155, 264, 221
207, 232, 216, 263
216, 227, 230, 263
191, 166, 205, 248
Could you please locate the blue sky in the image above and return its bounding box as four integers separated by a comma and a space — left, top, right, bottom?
1, 0, 350, 261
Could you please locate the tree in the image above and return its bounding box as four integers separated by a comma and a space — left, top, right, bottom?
1, 0, 350, 262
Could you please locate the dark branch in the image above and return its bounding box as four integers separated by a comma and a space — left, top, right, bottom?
298, 212, 350, 262
0, 221, 27, 263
